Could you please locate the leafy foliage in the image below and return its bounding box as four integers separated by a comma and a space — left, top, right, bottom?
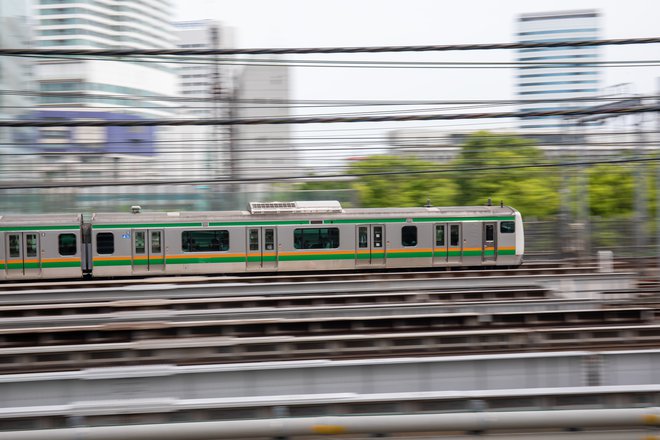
297, 131, 651, 221
588, 163, 635, 218
453, 132, 560, 218
348, 155, 458, 207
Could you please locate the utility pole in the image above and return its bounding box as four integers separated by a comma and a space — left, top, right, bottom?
576, 121, 591, 262
210, 25, 222, 181
210, 25, 239, 203
635, 116, 648, 262
226, 71, 238, 196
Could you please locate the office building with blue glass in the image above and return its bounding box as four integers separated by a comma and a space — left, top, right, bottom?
516, 9, 601, 131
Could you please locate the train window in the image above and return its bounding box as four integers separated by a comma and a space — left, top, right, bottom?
151, 231, 162, 253
358, 227, 368, 248
435, 225, 445, 246
450, 225, 460, 246
264, 229, 274, 251
500, 221, 515, 233
182, 230, 229, 252
402, 226, 417, 247
8, 234, 20, 257
96, 232, 114, 254
58, 233, 77, 256
135, 231, 145, 255
25, 234, 37, 257
294, 228, 339, 249
485, 224, 494, 241
373, 226, 383, 248
249, 229, 259, 251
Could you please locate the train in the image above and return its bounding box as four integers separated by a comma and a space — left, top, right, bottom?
0, 201, 524, 280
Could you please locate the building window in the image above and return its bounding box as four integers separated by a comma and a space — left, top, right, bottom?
402, 226, 417, 247
58, 233, 77, 256
294, 228, 339, 249
182, 230, 229, 252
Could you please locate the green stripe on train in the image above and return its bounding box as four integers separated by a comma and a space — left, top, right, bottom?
167, 256, 246, 264
325, 216, 515, 224
5, 261, 81, 269
94, 222, 203, 229
94, 260, 131, 267
211, 221, 310, 226
387, 252, 433, 259
0, 225, 79, 231
279, 254, 356, 261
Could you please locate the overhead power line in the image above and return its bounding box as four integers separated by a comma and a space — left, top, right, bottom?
1, 37, 660, 57
3, 155, 660, 190
1, 104, 659, 127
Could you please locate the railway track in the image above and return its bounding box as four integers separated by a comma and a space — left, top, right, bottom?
0, 284, 656, 374
0, 263, 648, 374
0, 262, 621, 293
2, 323, 660, 374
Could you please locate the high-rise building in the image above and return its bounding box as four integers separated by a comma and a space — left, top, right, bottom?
174, 20, 232, 118
516, 9, 601, 131
35, 0, 178, 117
173, 20, 297, 184
28, 0, 180, 181
0, 1, 35, 180
233, 63, 298, 182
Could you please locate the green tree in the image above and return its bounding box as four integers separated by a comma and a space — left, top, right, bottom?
348, 155, 458, 207
453, 131, 560, 218
588, 163, 635, 218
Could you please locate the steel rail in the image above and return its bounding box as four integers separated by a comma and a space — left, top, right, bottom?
0, 300, 642, 329
2, 323, 660, 374
0, 272, 637, 305
0, 264, 608, 292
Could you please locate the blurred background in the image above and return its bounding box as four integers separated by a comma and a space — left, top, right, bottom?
1, 0, 659, 261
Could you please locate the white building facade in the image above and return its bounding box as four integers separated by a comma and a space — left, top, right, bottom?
0, 1, 35, 181
35, 0, 178, 116
28, 0, 180, 183
516, 9, 601, 131
173, 20, 297, 184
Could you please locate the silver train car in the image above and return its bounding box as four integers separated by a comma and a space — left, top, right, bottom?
1, 201, 524, 280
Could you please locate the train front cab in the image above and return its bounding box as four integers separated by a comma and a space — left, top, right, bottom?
0, 215, 83, 281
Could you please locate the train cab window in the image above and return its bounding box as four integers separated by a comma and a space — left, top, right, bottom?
58, 233, 77, 256
294, 228, 339, 249
182, 230, 229, 252
500, 221, 515, 234
402, 226, 417, 247
97, 232, 115, 254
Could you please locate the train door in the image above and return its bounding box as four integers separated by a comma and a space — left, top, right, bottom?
447, 223, 462, 265
131, 229, 165, 273
432, 223, 448, 265
4, 232, 41, 278
355, 224, 386, 267
246, 227, 277, 270
482, 222, 497, 262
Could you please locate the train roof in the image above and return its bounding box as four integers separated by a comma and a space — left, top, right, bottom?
89, 202, 518, 224
0, 213, 82, 227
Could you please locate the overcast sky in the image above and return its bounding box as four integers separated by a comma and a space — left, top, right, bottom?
174, 0, 660, 159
